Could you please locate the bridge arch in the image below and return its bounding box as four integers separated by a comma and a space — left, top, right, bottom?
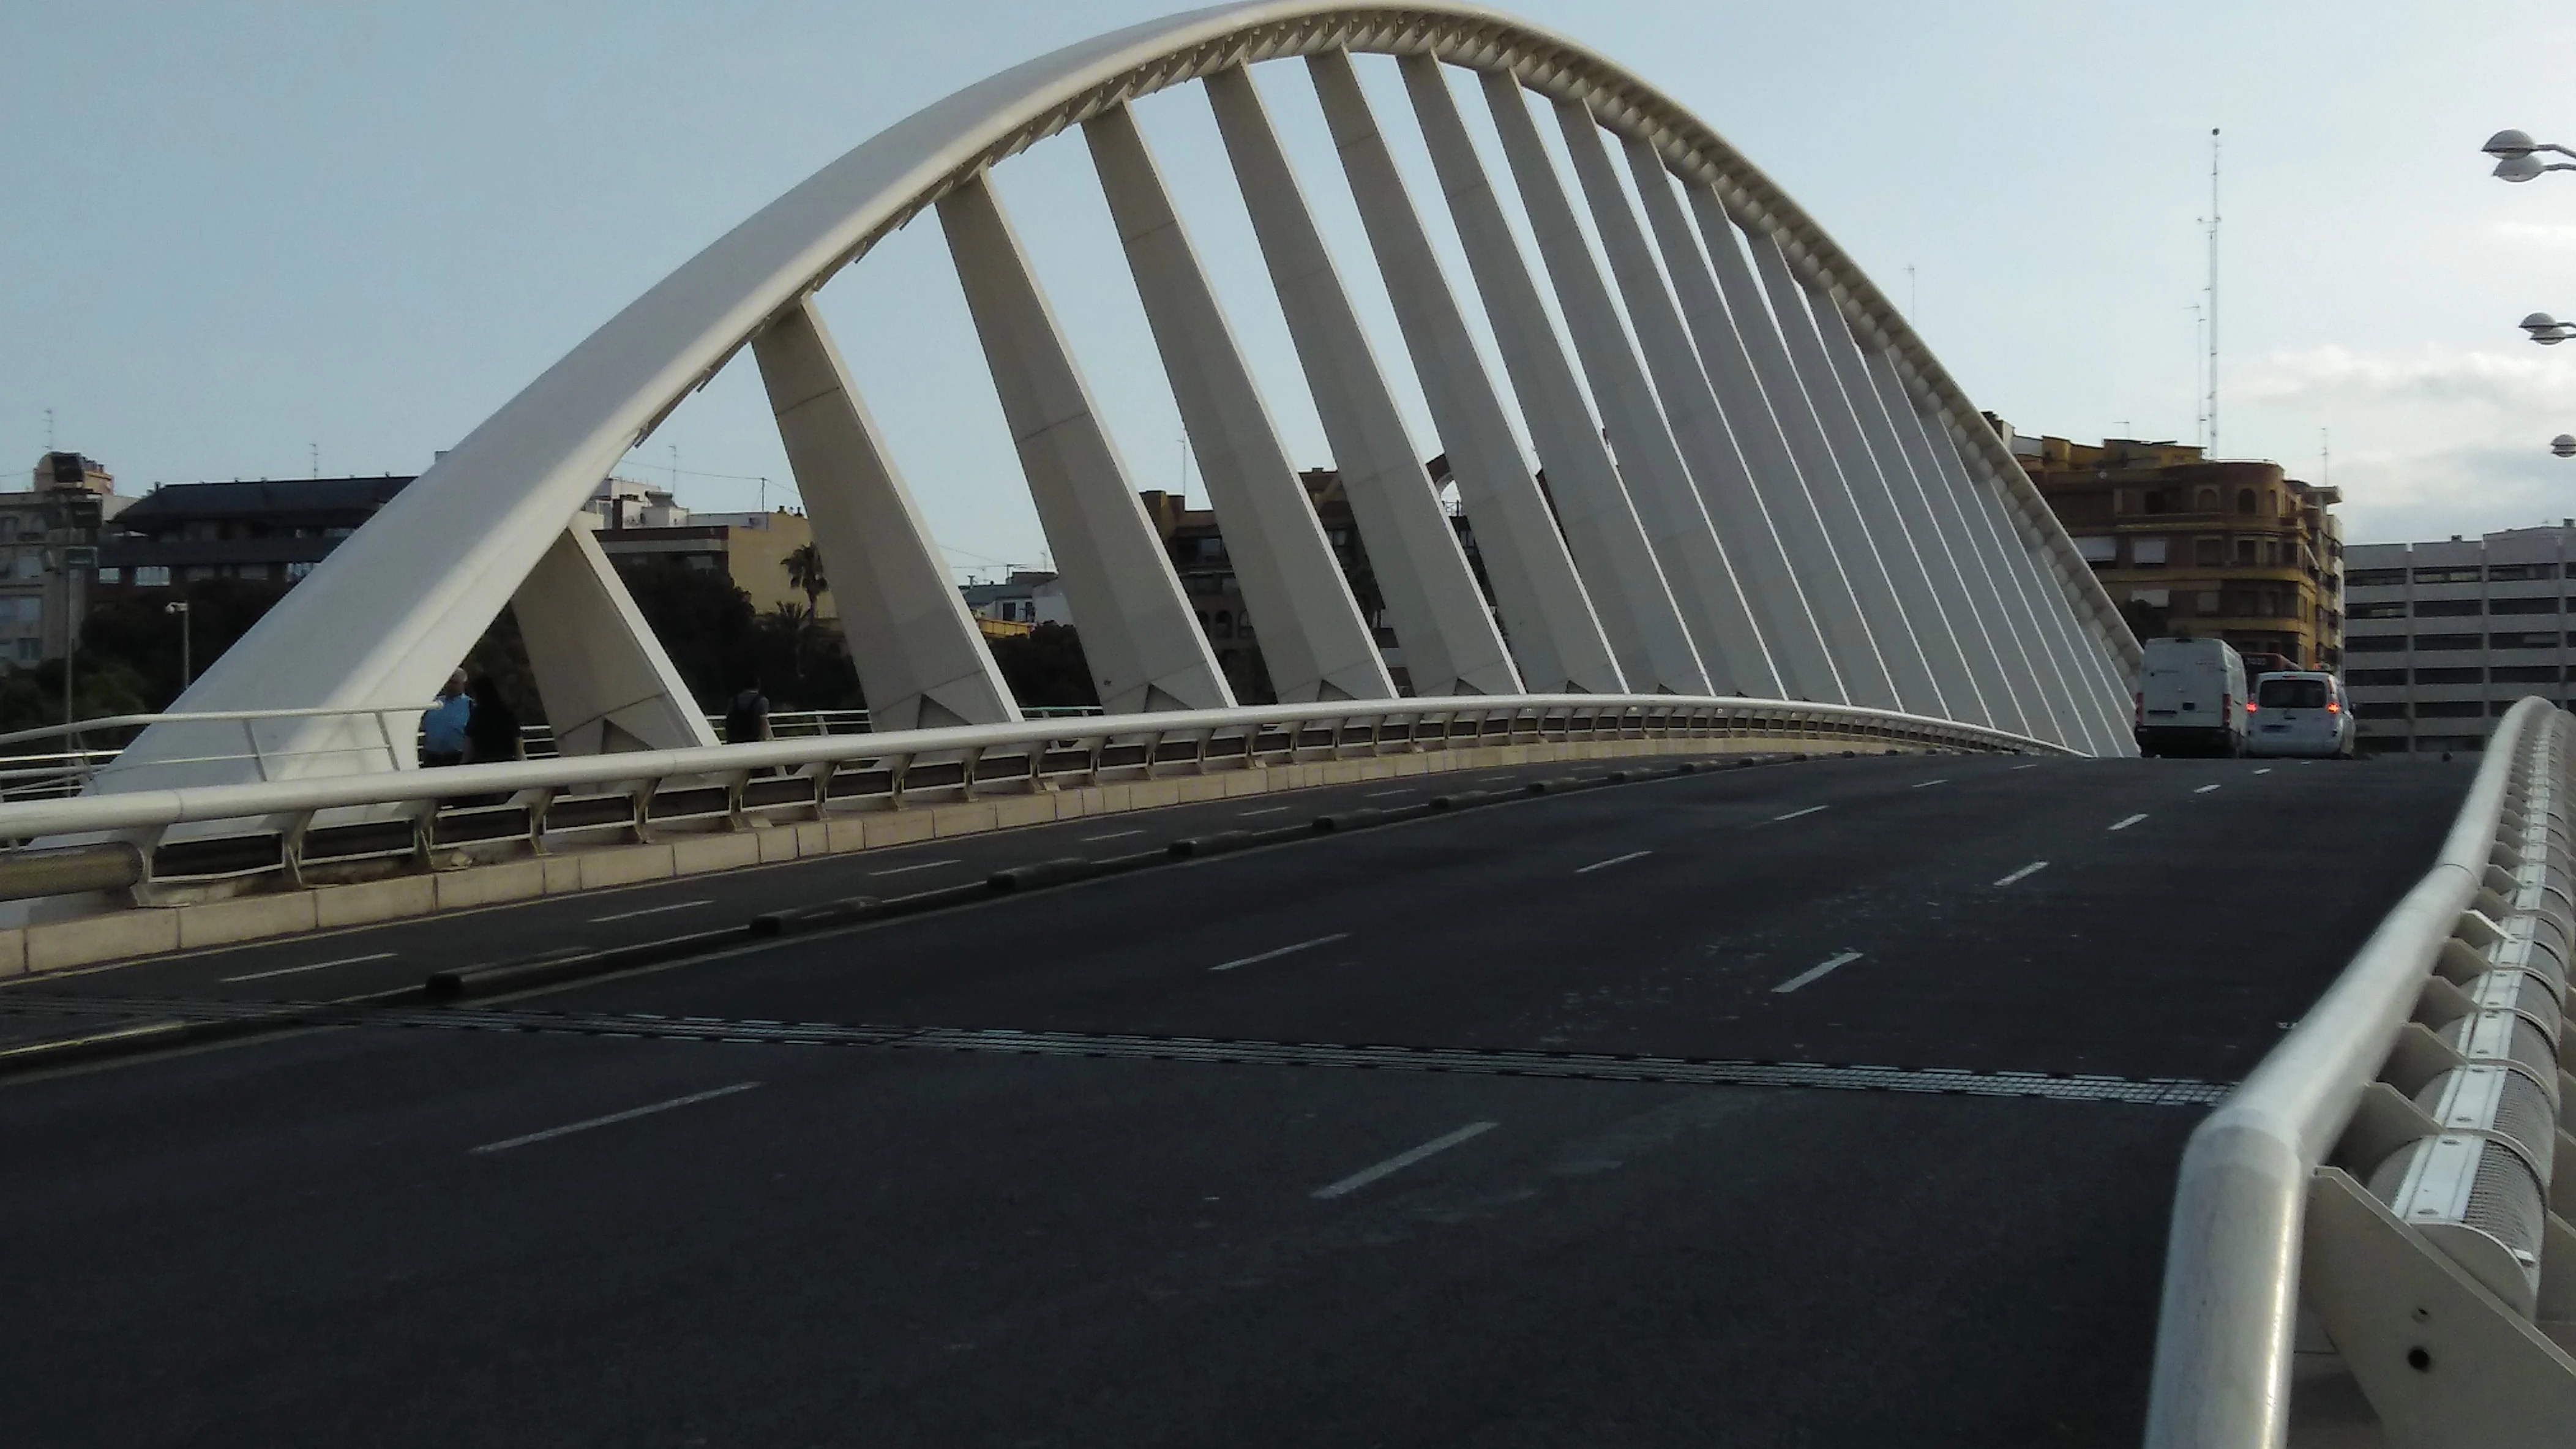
101, 0, 2138, 793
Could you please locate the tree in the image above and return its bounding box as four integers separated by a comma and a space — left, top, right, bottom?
782, 543, 827, 613
986, 622, 1098, 709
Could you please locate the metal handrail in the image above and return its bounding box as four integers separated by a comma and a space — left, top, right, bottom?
2141, 694, 2553, 1448
0, 692, 2061, 844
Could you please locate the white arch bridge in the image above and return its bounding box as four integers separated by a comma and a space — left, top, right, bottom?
89, 0, 2132, 809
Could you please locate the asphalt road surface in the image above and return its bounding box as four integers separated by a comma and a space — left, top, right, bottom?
0, 751, 2471, 1447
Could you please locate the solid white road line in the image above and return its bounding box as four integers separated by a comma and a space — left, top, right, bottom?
1312, 1121, 1499, 1199
1993, 861, 2050, 887
1773, 951, 1863, 994
1238, 805, 1292, 817
587, 899, 711, 924
2194, 784, 2222, 795
1770, 805, 1829, 822
1210, 932, 1352, 973
2253, 768, 2273, 776
867, 858, 960, 877
1576, 849, 1653, 875
220, 950, 398, 984
1911, 778, 1949, 788
470, 1081, 762, 1155
1080, 829, 1145, 843
2108, 814, 2149, 831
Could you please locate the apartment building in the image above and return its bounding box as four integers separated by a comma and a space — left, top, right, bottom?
2, 452, 130, 667
2340, 526, 2576, 755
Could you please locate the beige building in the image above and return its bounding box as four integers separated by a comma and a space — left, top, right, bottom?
585, 499, 832, 621
0, 453, 129, 668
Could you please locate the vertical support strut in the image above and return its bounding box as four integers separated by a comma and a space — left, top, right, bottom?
1204, 65, 1519, 699
513, 525, 719, 754
937, 173, 1234, 714
1085, 101, 1393, 705
1734, 217, 1946, 717
1620, 136, 1875, 710
1557, 105, 1836, 703
1477, 73, 1777, 698
752, 297, 1020, 731
1305, 50, 1622, 696
1399, 55, 1708, 695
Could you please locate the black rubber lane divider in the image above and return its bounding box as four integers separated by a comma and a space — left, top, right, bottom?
986, 856, 1095, 892
425, 926, 752, 1000
1168, 830, 1251, 858
1309, 808, 1383, 833
750, 895, 884, 937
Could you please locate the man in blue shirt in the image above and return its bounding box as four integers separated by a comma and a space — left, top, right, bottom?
421, 670, 473, 768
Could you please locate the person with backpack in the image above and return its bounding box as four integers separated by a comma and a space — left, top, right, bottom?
724, 679, 771, 746
420, 671, 472, 768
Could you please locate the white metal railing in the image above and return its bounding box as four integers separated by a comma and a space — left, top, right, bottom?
0, 693, 2058, 905
2144, 694, 2576, 1447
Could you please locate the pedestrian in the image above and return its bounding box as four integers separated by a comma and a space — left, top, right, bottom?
724, 676, 771, 745
465, 674, 523, 765
421, 670, 472, 768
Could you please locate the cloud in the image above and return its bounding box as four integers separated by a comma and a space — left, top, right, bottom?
2236, 343, 2576, 416
2489, 220, 2576, 252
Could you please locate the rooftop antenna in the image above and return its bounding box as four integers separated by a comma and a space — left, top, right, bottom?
2320, 427, 2330, 488
309, 443, 320, 480
2201, 127, 2222, 458
43, 408, 55, 452
2188, 304, 2207, 452
1905, 263, 1917, 321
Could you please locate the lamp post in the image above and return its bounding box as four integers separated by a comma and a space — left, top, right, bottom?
2485, 129, 2576, 182
2553, 435, 2576, 459
2521, 312, 2576, 345
164, 600, 192, 691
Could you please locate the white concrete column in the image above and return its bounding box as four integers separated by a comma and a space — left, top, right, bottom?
752, 298, 1021, 730
1398, 56, 1708, 695
1305, 50, 1621, 695
937, 174, 1234, 714
1843, 334, 2044, 741
1731, 219, 1947, 718
1478, 75, 1774, 697
1915, 404, 2114, 752
514, 525, 719, 754
1557, 107, 1835, 703
1205, 66, 1518, 699
1797, 286, 1999, 728
1084, 102, 1393, 704
1620, 137, 1881, 709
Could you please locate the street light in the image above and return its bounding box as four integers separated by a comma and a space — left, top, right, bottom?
2555, 434, 2576, 459
164, 600, 191, 689
2523, 311, 2576, 345
2485, 129, 2576, 182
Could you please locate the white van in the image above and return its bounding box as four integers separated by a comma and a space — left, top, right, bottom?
2135, 637, 2248, 757
2248, 672, 2356, 758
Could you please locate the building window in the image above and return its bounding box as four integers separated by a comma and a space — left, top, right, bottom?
13, 639, 34, 664
2195, 537, 2223, 566
13, 598, 37, 624
686, 556, 714, 571
94, 567, 119, 584
2237, 488, 2259, 514
285, 561, 313, 581
2346, 567, 2406, 588
2491, 596, 2562, 615
2354, 702, 2409, 718
2073, 536, 2117, 563
2492, 631, 2561, 650
323, 526, 353, 540
13, 554, 40, 581
2414, 566, 2484, 583
2132, 537, 2168, 566
2236, 539, 2258, 565
2414, 599, 2481, 616
2490, 563, 2560, 581
2346, 668, 2407, 685
2346, 635, 2405, 653
2416, 700, 2487, 717
134, 565, 171, 588
2195, 487, 2220, 511
2350, 602, 2405, 620
2416, 667, 2484, 684
2416, 633, 2482, 651
2495, 665, 2564, 683
184, 566, 215, 582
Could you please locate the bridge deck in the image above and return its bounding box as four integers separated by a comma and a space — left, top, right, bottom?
0, 754, 2465, 1445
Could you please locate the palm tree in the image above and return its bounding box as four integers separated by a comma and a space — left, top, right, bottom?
783, 544, 826, 613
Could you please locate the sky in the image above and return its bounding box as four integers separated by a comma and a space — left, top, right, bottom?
9, 0, 2576, 576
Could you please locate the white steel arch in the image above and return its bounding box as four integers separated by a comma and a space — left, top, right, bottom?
95, 0, 2138, 795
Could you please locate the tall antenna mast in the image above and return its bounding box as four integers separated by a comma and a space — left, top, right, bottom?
2190, 304, 2207, 451
2203, 128, 2222, 459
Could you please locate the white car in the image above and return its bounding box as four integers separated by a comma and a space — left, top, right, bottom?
2247, 672, 2355, 758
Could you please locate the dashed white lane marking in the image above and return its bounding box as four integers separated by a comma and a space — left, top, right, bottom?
1911, 778, 1949, 788
2253, 768, 2273, 776
1770, 805, 1829, 822
1576, 849, 1653, 874
2194, 784, 2222, 795
1312, 1120, 1498, 1200
220, 951, 398, 984
1210, 932, 1351, 973
588, 899, 711, 924
1238, 805, 1293, 817
1773, 951, 1863, 994
1993, 861, 2050, 887
1080, 829, 1145, 842
2109, 814, 2149, 831
867, 859, 959, 877
2011, 763, 2042, 771
470, 1081, 761, 1155
1364, 787, 1417, 799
